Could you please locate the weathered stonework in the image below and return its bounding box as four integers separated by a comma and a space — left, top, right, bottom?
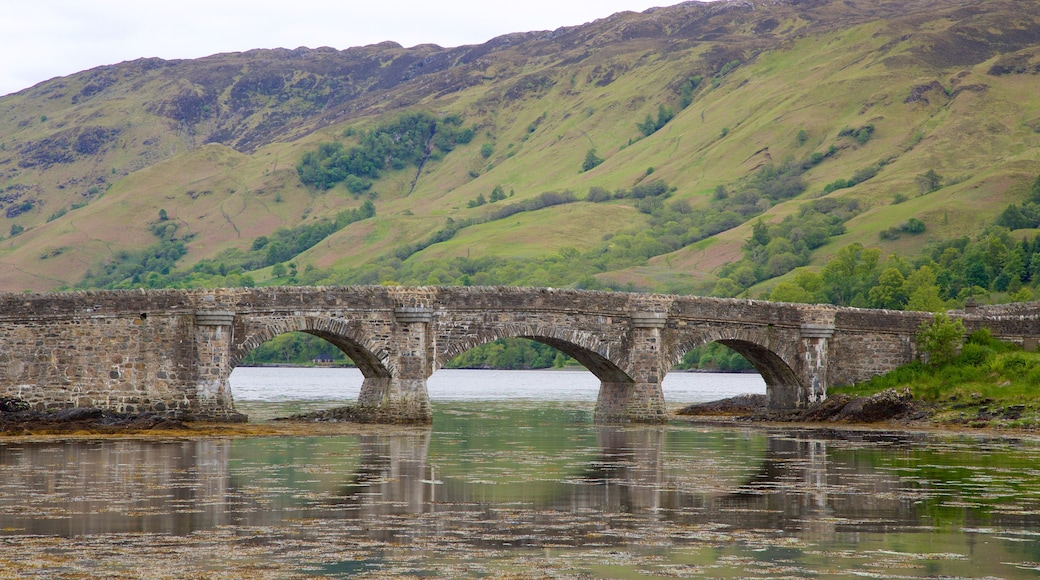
2, 287, 1038, 423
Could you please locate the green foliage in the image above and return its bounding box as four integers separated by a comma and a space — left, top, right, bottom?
917, 313, 966, 366
297, 112, 473, 191
586, 186, 612, 203
480, 142, 494, 159
723, 198, 861, 293
838, 124, 875, 145
489, 185, 507, 202
796, 129, 809, 146
445, 338, 572, 369
637, 104, 675, 137
710, 60, 741, 88
995, 191, 1040, 230
835, 334, 1040, 427
77, 239, 189, 289
748, 160, 808, 201
485, 190, 578, 221
678, 75, 702, 109
9, 224, 24, 237
241, 332, 354, 366
880, 217, 926, 240
581, 148, 604, 172
46, 207, 68, 222
954, 342, 994, 367
674, 342, 753, 371
90, 200, 376, 289
822, 163, 881, 193
916, 169, 944, 194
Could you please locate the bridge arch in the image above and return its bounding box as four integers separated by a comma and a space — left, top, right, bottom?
668, 328, 803, 404
231, 316, 390, 379
437, 324, 633, 383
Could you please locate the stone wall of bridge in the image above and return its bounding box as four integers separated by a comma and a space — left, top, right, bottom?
0, 291, 203, 416
2, 286, 1039, 423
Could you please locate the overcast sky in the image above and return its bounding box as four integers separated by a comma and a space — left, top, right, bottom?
0, 1, 701, 98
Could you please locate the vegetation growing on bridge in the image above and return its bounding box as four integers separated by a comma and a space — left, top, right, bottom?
832, 323, 1040, 429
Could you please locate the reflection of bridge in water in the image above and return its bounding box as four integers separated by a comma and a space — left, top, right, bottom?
336, 428, 922, 547
0, 427, 1018, 546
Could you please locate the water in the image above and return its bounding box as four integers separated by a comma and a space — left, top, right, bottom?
229, 366, 765, 402
2, 368, 1040, 578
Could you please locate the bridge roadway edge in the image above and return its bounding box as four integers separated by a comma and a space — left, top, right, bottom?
1, 286, 1038, 423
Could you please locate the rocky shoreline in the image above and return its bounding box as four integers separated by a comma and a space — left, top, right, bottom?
677, 388, 929, 425
0, 396, 192, 435
0, 389, 963, 435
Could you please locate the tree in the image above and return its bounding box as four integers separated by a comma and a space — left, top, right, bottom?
769, 281, 814, 303
822, 244, 881, 306
748, 219, 771, 248
917, 313, 965, 365
868, 267, 908, 310
581, 149, 604, 172
917, 169, 943, 194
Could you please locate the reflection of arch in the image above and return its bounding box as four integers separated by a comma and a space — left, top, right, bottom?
231, 316, 390, 379
438, 325, 632, 383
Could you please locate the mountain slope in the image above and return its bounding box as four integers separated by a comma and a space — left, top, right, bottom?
1, 0, 1039, 292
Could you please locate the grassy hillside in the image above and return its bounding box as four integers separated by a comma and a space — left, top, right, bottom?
1, 0, 1039, 293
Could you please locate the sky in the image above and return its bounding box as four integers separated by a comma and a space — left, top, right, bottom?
0, 0, 698, 98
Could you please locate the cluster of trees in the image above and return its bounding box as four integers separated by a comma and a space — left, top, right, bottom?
445, 338, 572, 370
675, 342, 754, 372
296, 112, 475, 192
253, 201, 375, 268
78, 239, 189, 289
713, 198, 860, 297
767, 226, 1040, 311
77, 200, 376, 290
467, 185, 510, 207
822, 163, 881, 194
995, 173, 1040, 230
637, 105, 675, 137
76, 211, 190, 289
837, 124, 875, 146
879, 217, 926, 241
241, 332, 353, 366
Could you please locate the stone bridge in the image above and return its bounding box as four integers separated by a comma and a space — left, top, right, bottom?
1, 286, 1038, 423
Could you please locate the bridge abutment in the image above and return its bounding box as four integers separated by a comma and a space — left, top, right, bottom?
193, 311, 246, 422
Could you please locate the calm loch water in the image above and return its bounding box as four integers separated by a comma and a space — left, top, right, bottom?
1, 368, 1039, 578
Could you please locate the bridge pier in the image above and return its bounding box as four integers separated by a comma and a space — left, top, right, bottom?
595, 312, 667, 424
356, 307, 434, 423
799, 324, 834, 406
193, 311, 246, 422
